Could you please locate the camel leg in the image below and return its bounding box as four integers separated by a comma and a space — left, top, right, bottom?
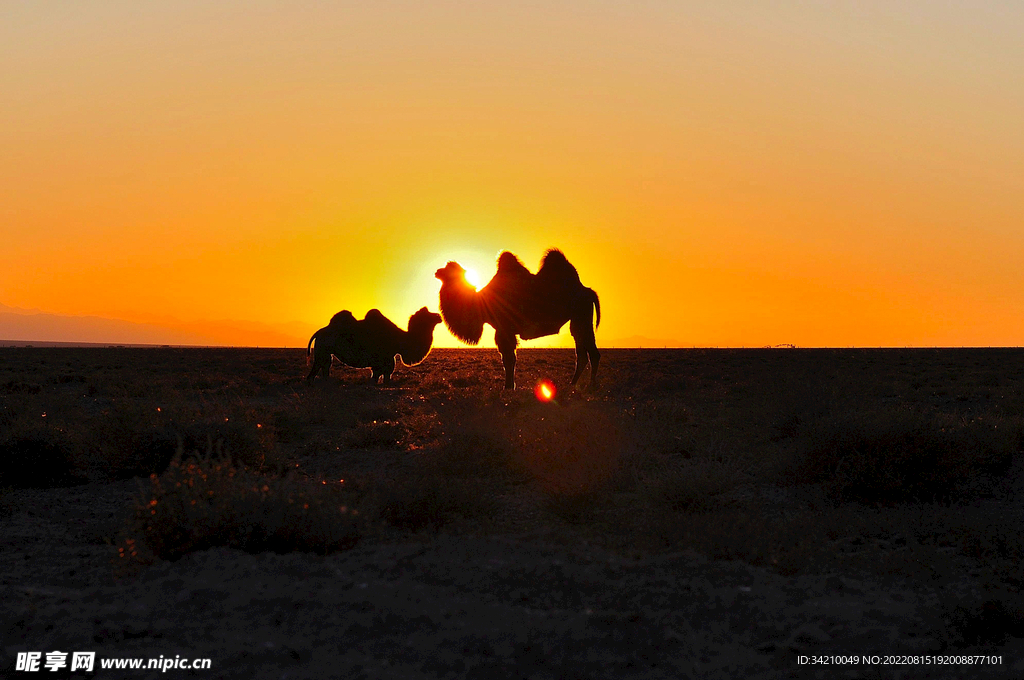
308, 351, 327, 381
495, 330, 518, 390
569, 318, 599, 388
323, 354, 334, 380
382, 356, 396, 385
588, 344, 601, 388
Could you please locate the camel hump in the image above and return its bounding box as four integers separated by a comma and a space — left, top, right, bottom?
496, 251, 531, 276
363, 309, 403, 335
541, 248, 569, 267
328, 310, 357, 327
538, 248, 580, 283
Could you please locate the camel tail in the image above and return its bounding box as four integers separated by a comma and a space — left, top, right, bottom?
590, 288, 601, 329
307, 328, 323, 361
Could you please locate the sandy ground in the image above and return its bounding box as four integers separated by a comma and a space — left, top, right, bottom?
3, 481, 1023, 680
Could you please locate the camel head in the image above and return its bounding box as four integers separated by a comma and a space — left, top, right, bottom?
435, 262, 474, 289
408, 306, 443, 335
399, 307, 444, 367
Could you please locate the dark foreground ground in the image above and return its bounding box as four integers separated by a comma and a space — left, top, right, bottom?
2, 347, 1024, 678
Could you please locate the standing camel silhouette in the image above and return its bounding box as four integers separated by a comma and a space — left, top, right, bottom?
435, 249, 600, 390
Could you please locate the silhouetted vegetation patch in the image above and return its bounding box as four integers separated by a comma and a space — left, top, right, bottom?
378, 474, 496, 531
121, 449, 366, 562
98, 415, 274, 480
950, 518, 1024, 589
943, 596, 1024, 647
543, 488, 612, 525
2, 380, 42, 394
639, 457, 745, 513
0, 432, 85, 488
511, 403, 629, 495
430, 426, 528, 482
346, 420, 406, 449
102, 428, 180, 480
10, 346, 1024, 590
960, 525, 1024, 564
270, 410, 306, 443
269, 390, 363, 442
794, 410, 1017, 503
643, 510, 833, 574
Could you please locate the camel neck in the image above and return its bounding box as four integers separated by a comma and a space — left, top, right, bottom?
439, 283, 484, 345
400, 334, 432, 366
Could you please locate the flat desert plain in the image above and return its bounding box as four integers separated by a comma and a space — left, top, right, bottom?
2, 346, 1023, 678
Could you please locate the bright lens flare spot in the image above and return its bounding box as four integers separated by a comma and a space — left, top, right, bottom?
535, 380, 556, 402
464, 268, 481, 289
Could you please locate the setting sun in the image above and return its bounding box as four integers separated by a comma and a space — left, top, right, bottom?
463, 268, 481, 290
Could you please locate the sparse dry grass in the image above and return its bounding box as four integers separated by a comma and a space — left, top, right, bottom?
941, 594, 1024, 648
3, 345, 1024, 602
792, 407, 1019, 503
0, 428, 85, 488
120, 446, 367, 563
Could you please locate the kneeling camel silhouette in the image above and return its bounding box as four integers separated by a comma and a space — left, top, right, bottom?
435, 249, 600, 390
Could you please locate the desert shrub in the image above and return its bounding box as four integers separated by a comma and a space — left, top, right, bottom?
0, 431, 85, 488
94, 408, 277, 480
1, 380, 42, 394
377, 474, 497, 531
625, 410, 749, 514
122, 449, 365, 562
959, 523, 1024, 564
510, 402, 630, 496
942, 595, 1024, 647
270, 389, 366, 442
174, 418, 275, 470
510, 404, 641, 525
430, 426, 528, 482
270, 409, 307, 443
949, 518, 1024, 588
639, 457, 745, 513
346, 419, 406, 449
542, 487, 616, 525
794, 410, 1017, 503
643, 510, 833, 574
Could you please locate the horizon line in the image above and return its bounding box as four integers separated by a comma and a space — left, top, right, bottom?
2, 340, 1022, 351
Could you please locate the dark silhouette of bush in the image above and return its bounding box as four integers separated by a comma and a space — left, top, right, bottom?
796, 410, 1016, 503
122, 449, 365, 562
377, 474, 496, 532
943, 597, 1024, 647
430, 425, 527, 482
0, 432, 86, 488
101, 418, 273, 480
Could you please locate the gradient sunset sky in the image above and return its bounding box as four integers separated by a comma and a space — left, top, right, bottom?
3, 2, 1023, 347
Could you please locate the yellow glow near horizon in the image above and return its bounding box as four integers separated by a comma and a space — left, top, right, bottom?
3, 3, 1024, 348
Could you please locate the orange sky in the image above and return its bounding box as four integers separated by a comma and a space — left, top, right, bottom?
3, 2, 1023, 347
